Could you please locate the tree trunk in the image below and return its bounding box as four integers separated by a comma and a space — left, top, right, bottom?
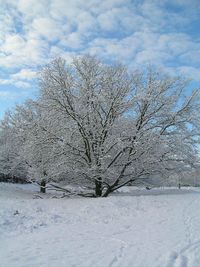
102, 188, 112, 197
95, 180, 102, 197
40, 179, 46, 193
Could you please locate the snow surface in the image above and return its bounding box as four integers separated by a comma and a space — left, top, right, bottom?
1, 183, 200, 267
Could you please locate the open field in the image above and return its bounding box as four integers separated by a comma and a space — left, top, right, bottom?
1, 183, 200, 267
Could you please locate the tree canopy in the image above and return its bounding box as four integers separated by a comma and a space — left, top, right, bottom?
0, 56, 200, 196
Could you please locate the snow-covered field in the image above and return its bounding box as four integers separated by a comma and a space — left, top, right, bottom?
1, 183, 200, 267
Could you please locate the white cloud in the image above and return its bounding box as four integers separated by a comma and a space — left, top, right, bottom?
60, 32, 83, 49
1, 34, 25, 53
87, 36, 140, 61
32, 18, 61, 41
16, 0, 50, 19
11, 69, 37, 81
0, 69, 37, 89
0, 78, 30, 88
180, 50, 200, 65
0, 91, 17, 99
87, 32, 188, 64
0, 0, 199, 91
177, 66, 200, 81
0, 0, 200, 120
97, 9, 120, 32
0, 34, 48, 68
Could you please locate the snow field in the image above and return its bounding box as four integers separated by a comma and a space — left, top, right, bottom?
1, 183, 200, 267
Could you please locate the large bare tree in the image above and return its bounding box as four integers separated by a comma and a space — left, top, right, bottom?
0, 56, 199, 196
35, 56, 200, 196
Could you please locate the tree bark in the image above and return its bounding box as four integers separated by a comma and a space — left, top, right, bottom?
40, 179, 46, 193
95, 180, 102, 197
102, 188, 112, 197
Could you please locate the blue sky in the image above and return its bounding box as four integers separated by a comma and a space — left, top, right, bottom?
0, 0, 199, 118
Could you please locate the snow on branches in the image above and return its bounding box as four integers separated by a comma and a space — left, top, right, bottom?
0, 56, 200, 196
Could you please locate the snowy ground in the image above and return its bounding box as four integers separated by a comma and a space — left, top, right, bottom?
1, 183, 200, 267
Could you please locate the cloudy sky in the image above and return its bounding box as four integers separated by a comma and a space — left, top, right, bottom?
0, 0, 199, 117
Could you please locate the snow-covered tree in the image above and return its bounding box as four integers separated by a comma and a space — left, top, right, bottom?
0, 56, 199, 196
0, 111, 28, 182
37, 56, 200, 196
0, 101, 57, 191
